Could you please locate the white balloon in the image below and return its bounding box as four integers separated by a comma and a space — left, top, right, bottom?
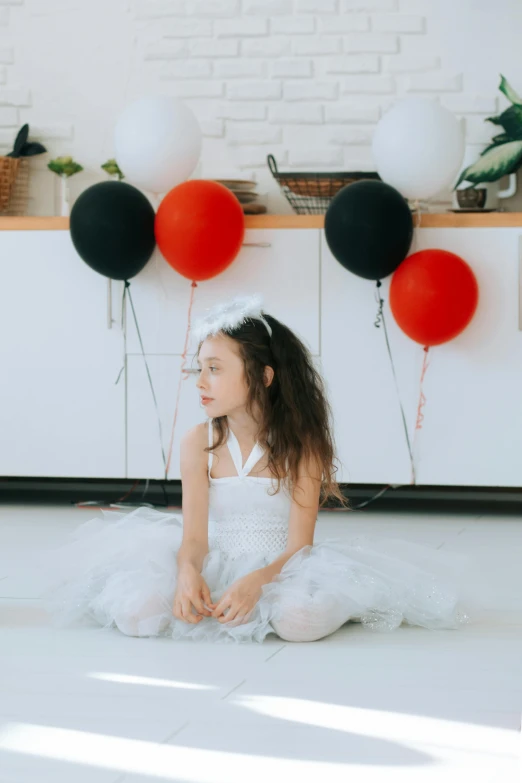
114, 96, 202, 194
372, 98, 464, 201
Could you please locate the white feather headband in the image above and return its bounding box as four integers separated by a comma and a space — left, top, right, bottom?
191, 293, 273, 343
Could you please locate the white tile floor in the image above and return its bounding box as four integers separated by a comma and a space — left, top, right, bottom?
0, 503, 520, 782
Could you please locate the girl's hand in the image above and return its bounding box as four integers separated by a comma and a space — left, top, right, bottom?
173, 565, 215, 625
211, 571, 264, 626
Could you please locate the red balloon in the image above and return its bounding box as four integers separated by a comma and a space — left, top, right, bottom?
155, 180, 245, 281
390, 249, 479, 347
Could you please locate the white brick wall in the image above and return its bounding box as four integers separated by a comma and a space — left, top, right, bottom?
1, 0, 521, 214
372, 14, 425, 33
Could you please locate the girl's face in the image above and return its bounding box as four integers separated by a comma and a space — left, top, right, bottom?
196, 334, 249, 418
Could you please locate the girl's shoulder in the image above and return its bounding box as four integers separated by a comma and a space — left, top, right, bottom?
180, 421, 210, 471
181, 420, 208, 445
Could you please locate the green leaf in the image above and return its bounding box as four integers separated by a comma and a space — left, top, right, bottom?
486, 105, 522, 139
486, 113, 504, 126
499, 74, 522, 106
101, 158, 124, 179
492, 133, 512, 144
47, 161, 62, 175
48, 158, 83, 177
455, 140, 522, 187
19, 141, 47, 156
481, 134, 512, 155
11, 123, 29, 157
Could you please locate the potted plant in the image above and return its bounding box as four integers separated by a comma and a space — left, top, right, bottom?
455, 75, 522, 202
101, 158, 124, 180
48, 155, 83, 216
0, 124, 47, 212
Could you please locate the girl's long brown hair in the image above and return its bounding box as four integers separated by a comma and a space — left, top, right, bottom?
199, 312, 350, 510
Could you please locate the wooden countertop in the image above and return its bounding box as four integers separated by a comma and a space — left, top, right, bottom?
1, 213, 522, 230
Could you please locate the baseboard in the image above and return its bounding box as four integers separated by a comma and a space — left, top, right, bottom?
1, 476, 522, 514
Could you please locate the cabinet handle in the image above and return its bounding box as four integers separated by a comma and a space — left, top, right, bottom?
107, 278, 112, 330
242, 242, 272, 248
519, 236, 522, 331
184, 368, 200, 374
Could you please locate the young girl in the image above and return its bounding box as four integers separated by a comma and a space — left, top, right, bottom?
46, 294, 470, 644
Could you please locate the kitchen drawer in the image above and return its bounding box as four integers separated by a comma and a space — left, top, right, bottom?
126, 228, 321, 357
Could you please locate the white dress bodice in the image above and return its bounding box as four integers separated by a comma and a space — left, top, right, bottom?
207, 418, 291, 558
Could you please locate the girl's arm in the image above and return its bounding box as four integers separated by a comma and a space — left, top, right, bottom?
256, 453, 321, 584
176, 423, 210, 574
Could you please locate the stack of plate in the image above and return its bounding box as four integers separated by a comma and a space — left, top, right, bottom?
213, 179, 267, 214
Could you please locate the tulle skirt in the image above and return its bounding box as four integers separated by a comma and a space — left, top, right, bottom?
42, 506, 472, 644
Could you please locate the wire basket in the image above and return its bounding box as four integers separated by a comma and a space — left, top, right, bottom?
0, 156, 22, 211
267, 154, 381, 214
0, 157, 30, 215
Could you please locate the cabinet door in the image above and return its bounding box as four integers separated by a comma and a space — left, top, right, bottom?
412, 228, 522, 487
127, 355, 202, 480
125, 229, 321, 357
320, 235, 416, 485
0, 231, 125, 478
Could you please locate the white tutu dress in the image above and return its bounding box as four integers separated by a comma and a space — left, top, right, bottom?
45, 418, 471, 643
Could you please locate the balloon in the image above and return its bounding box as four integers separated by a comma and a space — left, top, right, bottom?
70, 181, 156, 280
324, 179, 413, 280
155, 180, 245, 281
390, 249, 479, 346
114, 96, 202, 193
372, 98, 464, 201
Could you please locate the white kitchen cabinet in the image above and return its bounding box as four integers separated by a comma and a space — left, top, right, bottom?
3, 222, 522, 487
0, 231, 126, 478
410, 228, 522, 487
125, 229, 321, 357
322, 227, 522, 488
320, 234, 418, 485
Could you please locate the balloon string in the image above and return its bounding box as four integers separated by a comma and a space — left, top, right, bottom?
374, 281, 415, 482
374, 280, 384, 328
125, 280, 169, 476
165, 280, 198, 479
411, 345, 431, 485
113, 281, 127, 385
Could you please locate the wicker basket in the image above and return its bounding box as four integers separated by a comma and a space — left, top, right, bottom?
267, 154, 381, 214
0, 157, 29, 215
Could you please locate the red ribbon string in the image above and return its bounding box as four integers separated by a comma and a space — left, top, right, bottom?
410, 345, 430, 485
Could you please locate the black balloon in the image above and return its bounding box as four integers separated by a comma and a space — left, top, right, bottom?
324, 180, 413, 281
70, 181, 156, 280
